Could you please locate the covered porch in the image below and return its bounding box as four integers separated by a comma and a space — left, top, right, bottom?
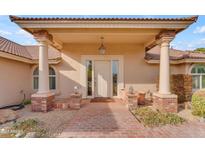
10, 15, 197, 112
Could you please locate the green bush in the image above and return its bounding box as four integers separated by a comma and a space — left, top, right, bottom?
132, 107, 185, 127
12, 119, 38, 132
192, 90, 205, 117
22, 99, 31, 105
12, 119, 48, 137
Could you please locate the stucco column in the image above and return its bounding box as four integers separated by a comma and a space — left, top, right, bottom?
31, 30, 55, 112
153, 34, 178, 113
38, 40, 49, 94
159, 37, 172, 95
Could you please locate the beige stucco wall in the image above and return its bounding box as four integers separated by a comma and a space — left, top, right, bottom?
171, 63, 193, 75
0, 57, 31, 107
171, 64, 187, 74
55, 43, 195, 99
0, 45, 196, 106
55, 43, 160, 98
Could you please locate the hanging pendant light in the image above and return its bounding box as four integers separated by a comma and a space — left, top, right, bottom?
98, 37, 106, 55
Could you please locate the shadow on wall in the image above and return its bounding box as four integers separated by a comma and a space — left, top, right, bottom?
56, 54, 85, 98
58, 73, 84, 98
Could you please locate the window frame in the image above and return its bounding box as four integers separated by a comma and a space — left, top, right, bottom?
32, 66, 57, 91
190, 64, 205, 91
33, 67, 39, 90
49, 67, 56, 90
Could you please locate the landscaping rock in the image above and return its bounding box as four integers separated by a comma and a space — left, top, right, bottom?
15, 131, 24, 138
0, 109, 18, 124
199, 117, 205, 123
24, 132, 37, 138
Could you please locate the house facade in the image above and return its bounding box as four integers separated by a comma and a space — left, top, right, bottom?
0, 15, 203, 112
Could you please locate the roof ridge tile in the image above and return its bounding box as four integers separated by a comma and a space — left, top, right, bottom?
9, 15, 198, 22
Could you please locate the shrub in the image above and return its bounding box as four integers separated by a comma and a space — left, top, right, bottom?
12, 119, 38, 132
132, 107, 185, 127
22, 99, 31, 105
12, 119, 48, 137
192, 90, 205, 117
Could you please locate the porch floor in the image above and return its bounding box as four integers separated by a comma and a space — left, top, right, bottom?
58, 101, 205, 138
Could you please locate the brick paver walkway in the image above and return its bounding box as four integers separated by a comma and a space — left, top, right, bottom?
58, 102, 205, 138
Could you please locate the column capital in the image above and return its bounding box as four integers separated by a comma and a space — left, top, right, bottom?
158, 37, 173, 46
156, 30, 175, 45
33, 30, 53, 44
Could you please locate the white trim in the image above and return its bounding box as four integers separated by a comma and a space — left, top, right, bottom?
189, 64, 205, 92
81, 55, 124, 98
31, 65, 38, 93
189, 64, 195, 74
189, 64, 205, 75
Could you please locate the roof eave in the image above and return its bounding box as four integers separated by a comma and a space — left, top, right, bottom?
9, 15, 198, 29
9, 15, 198, 22
0, 51, 62, 64
145, 58, 205, 64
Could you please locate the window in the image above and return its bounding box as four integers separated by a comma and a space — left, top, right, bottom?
191, 64, 205, 91
112, 60, 119, 96
86, 60, 92, 96
49, 67, 56, 89
33, 67, 56, 90
33, 67, 39, 90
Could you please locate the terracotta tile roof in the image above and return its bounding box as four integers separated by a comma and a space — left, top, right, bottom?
0, 36, 32, 59
0, 36, 61, 60
25, 45, 61, 60
145, 46, 205, 61
10, 15, 198, 22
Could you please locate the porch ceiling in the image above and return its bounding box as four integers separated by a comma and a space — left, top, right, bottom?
50, 28, 160, 44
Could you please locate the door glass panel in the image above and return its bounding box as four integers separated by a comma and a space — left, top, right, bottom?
192, 75, 200, 89
86, 60, 92, 96
112, 60, 119, 96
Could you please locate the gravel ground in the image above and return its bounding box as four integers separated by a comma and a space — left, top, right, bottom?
178, 109, 200, 122
0, 105, 77, 137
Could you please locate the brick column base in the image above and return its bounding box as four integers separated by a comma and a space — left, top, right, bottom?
153, 93, 178, 113
31, 92, 55, 112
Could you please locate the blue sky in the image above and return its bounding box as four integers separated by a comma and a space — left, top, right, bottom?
0, 15, 205, 50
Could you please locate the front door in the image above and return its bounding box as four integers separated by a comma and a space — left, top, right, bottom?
94, 60, 111, 97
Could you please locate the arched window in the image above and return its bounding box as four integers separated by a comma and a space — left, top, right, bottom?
33, 67, 39, 90
33, 67, 56, 90
49, 67, 56, 90
191, 64, 205, 91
